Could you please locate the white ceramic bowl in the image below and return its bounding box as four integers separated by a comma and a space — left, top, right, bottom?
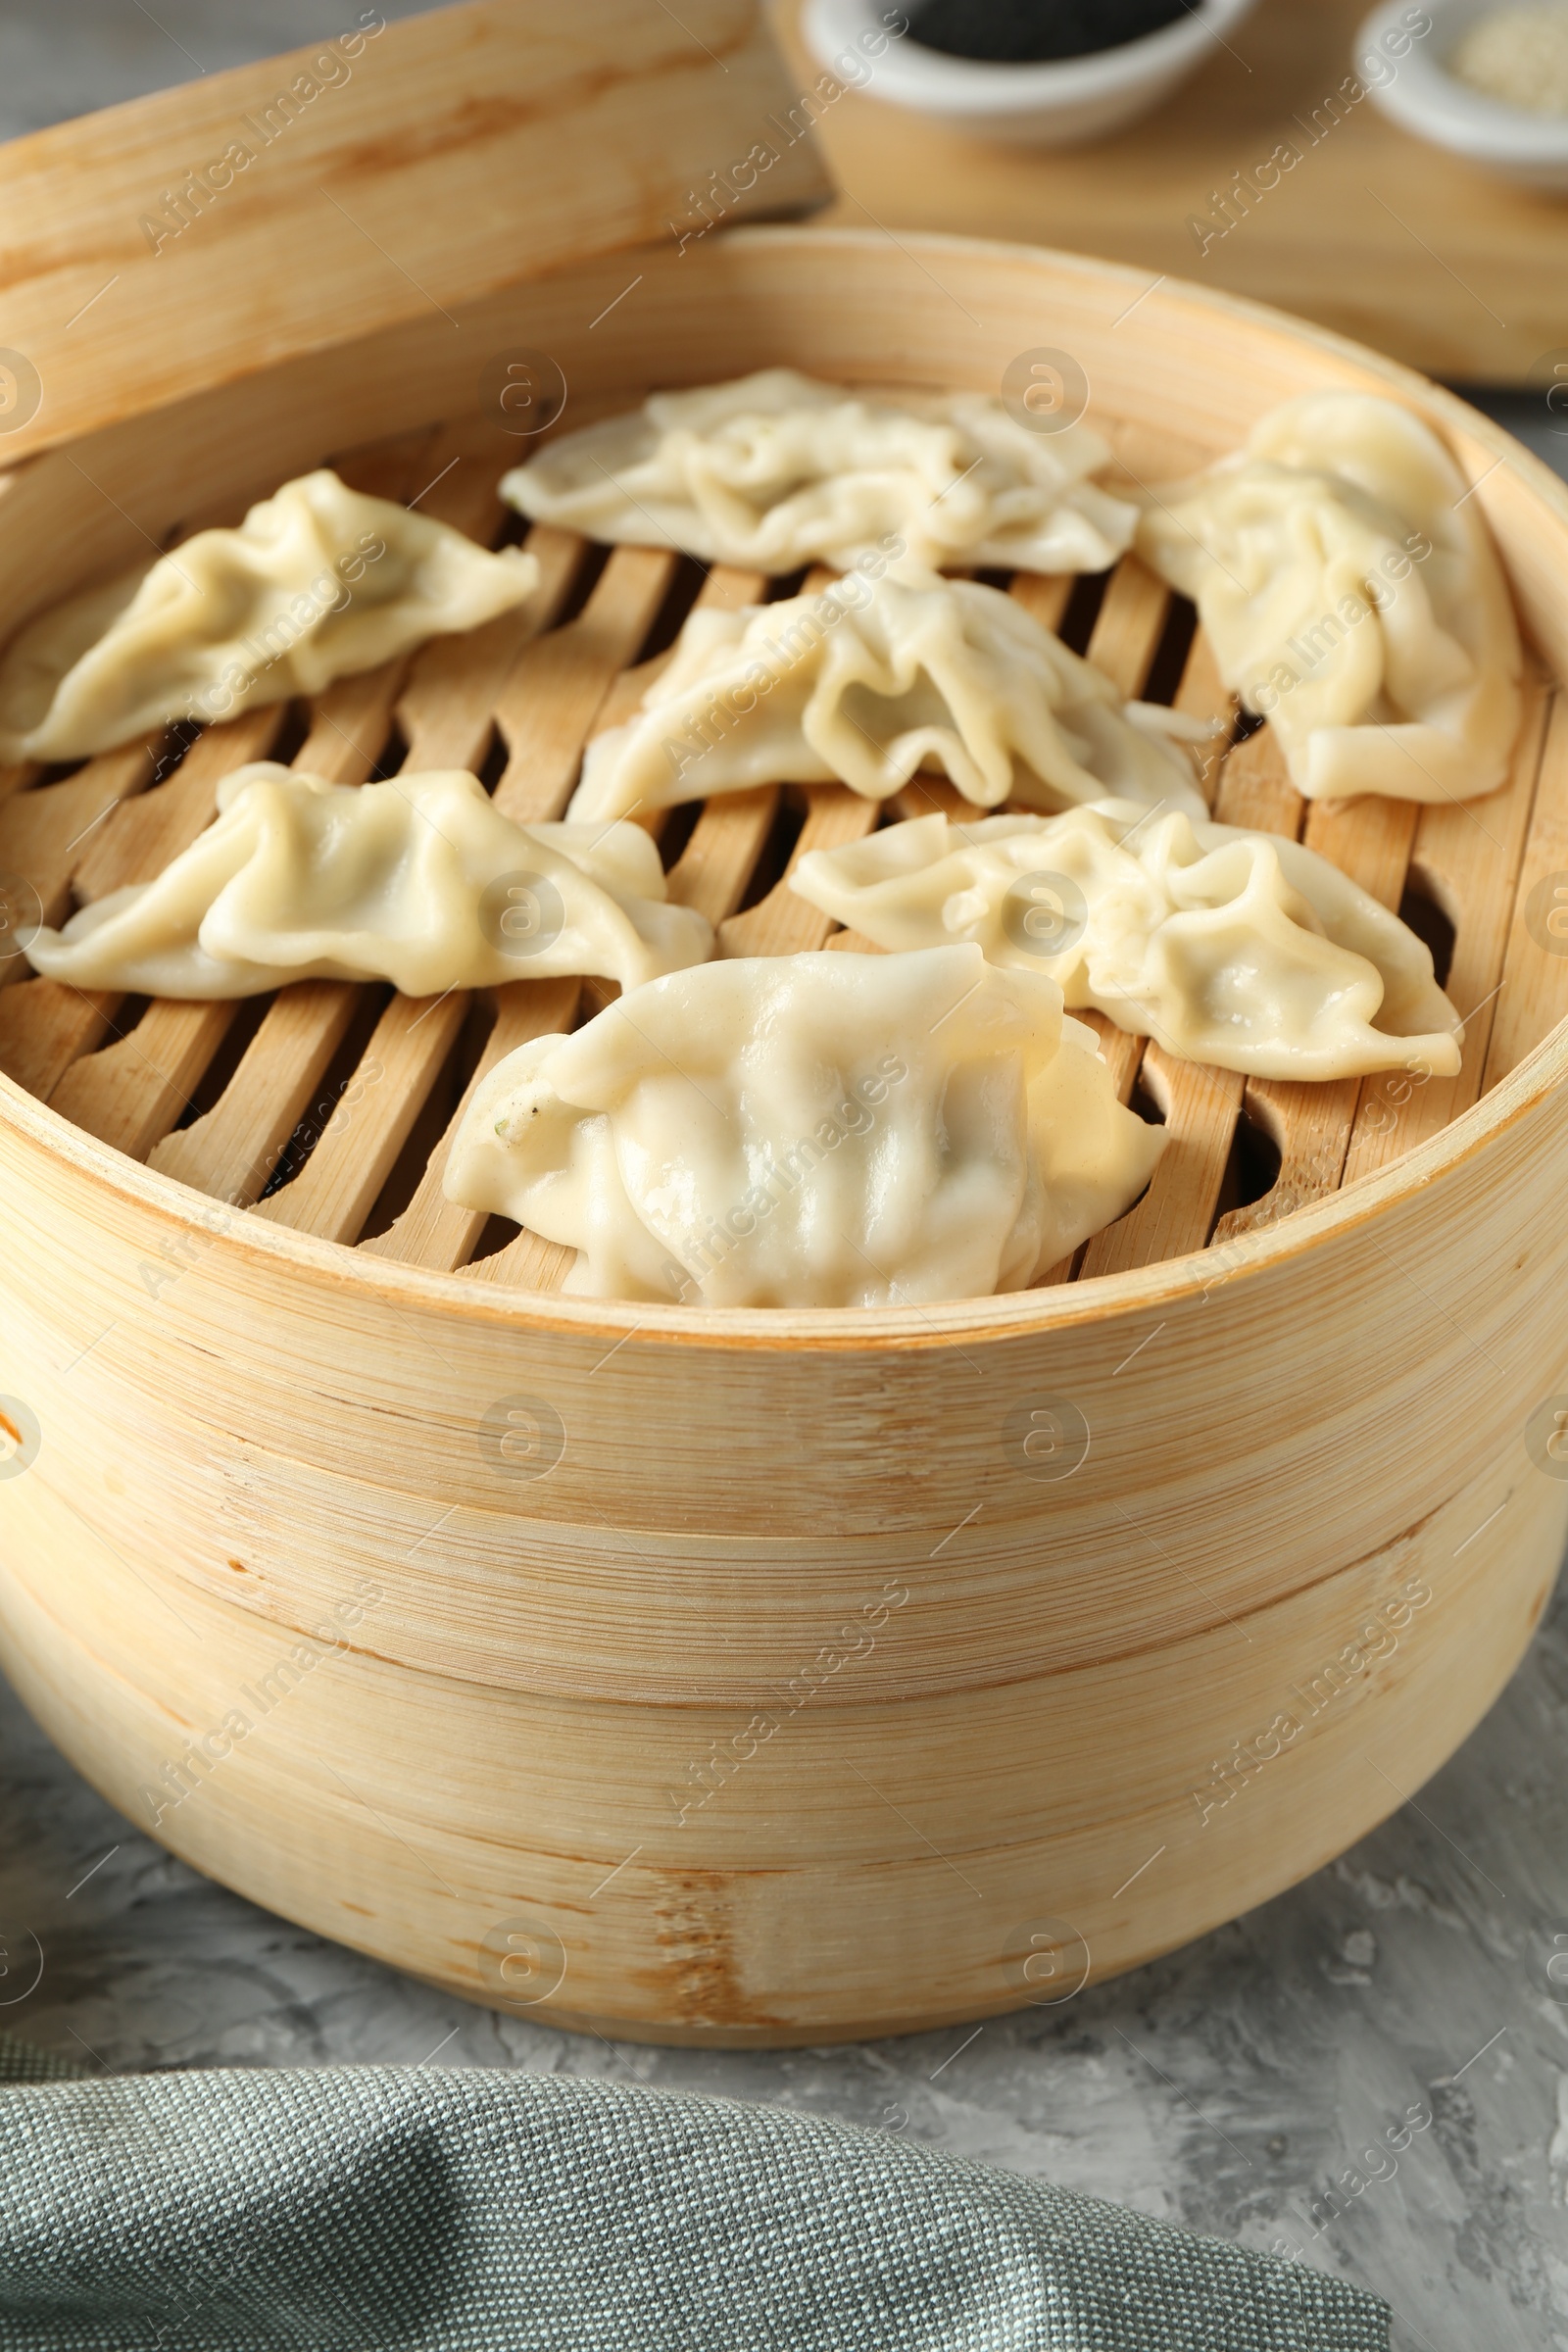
1360, 0, 1568, 190
803, 0, 1260, 147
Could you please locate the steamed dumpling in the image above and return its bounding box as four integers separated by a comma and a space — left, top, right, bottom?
0, 470, 539, 762
501, 368, 1138, 575
444, 945, 1162, 1305
569, 563, 1208, 823
1136, 393, 1521, 804
24, 763, 711, 999
790, 803, 1463, 1083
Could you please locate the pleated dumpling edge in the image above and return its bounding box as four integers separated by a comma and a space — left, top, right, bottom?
24, 763, 711, 1000
789, 801, 1464, 1084
501, 368, 1139, 577
442, 946, 1164, 1307
1135, 390, 1521, 806
569, 563, 1210, 824
0, 470, 540, 764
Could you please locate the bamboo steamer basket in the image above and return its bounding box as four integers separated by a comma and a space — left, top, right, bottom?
0, 9, 1566, 2048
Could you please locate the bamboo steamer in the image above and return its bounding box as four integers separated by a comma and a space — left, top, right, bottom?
1, 30, 1566, 2044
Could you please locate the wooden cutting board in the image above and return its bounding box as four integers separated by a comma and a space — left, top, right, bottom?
777, 0, 1568, 384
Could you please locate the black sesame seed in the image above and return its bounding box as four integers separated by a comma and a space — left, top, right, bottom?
905, 0, 1189, 65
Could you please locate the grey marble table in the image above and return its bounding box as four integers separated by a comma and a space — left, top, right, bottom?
3, 8, 1568, 2348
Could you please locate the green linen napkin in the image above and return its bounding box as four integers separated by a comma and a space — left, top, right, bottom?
0, 2032, 1386, 2349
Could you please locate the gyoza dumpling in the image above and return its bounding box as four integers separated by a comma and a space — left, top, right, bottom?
0, 470, 540, 763
501, 368, 1138, 575
790, 802, 1463, 1083
24, 763, 711, 998
1136, 393, 1521, 804
569, 563, 1209, 823
444, 944, 1163, 1306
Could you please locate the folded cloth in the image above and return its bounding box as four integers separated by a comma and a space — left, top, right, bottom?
0, 2033, 1386, 2350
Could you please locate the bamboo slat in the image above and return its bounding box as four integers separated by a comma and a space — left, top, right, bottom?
0, 732, 177, 1095
41, 711, 295, 1156
1210, 728, 1423, 1242
49, 1002, 240, 1162
1072, 611, 1241, 1272
147, 982, 363, 1208
1172, 631, 1233, 809
1208, 733, 1333, 1248
466, 1225, 579, 1291
1209, 1075, 1363, 1250
1079, 1050, 1246, 1279
364, 978, 582, 1271
717, 787, 882, 959
1210, 723, 1301, 837
1342, 671, 1552, 1186
125, 434, 454, 1201
490, 549, 679, 825
1080, 555, 1169, 700
132, 650, 408, 1200
667, 790, 781, 927
1483, 687, 1568, 1088
250, 989, 471, 1245
0, 983, 122, 1104
706, 566, 885, 960
397, 525, 586, 775
1301, 794, 1420, 909
1007, 574, 1074, 634
0, 736, 165, 936
73, 709, 288, 905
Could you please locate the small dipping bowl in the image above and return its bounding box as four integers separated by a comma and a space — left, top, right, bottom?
1360, 0, 1568, 190
802, 0, 1261, 148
